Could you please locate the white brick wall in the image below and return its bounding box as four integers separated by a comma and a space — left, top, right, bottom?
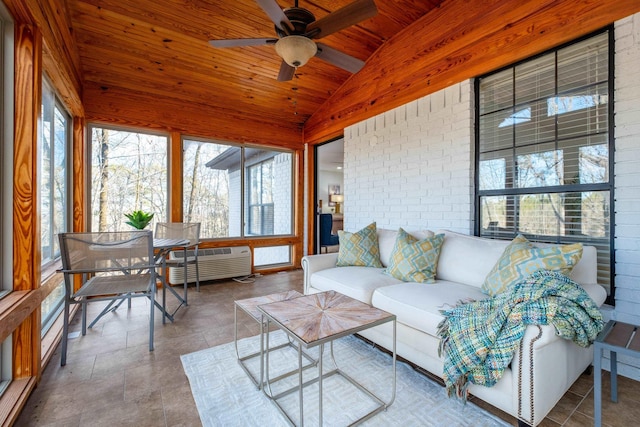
343, 82, 474, 234
614, 14, 640, 331
337, 12, 640, 379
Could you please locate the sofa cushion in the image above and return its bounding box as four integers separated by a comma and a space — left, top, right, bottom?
482, 235, 584, 296
436, 230, 511, 287
309, 266, 403, 304
384, 230, 444, 283
378, 228, 435, 267
372, 281, 489, 337
337, 222, 384, 268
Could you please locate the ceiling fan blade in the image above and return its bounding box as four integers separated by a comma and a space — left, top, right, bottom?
306, 0, 378, 39
208, 38, 277, 48
255, 0, 293, 34
277, 61, 295, 81
315, 43, 364, 73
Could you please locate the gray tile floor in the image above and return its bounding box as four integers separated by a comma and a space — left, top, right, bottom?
15, 270, 640, 426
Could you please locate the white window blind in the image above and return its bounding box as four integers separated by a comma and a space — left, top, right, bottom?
476, 30, 613, 298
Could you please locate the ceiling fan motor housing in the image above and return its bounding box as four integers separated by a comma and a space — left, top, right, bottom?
276, 7, 316, 37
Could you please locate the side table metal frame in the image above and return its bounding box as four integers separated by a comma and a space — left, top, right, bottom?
261, 314, 397, 427
594, 320, 640, 427
234, 295, 316, 391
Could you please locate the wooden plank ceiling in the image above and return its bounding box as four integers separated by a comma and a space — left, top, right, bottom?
68, 0, 443, 146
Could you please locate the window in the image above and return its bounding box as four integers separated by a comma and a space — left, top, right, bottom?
183, 139, 236, 237
89, 126, 168, 231
183, 138, 293, 240
0, 0, 13, 395
247, 159, 274, 235
40, 79, 70, 265
39, 78, 71, 332
476, 30, 613, 299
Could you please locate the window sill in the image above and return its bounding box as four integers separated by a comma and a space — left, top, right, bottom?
0, 377, 36, 426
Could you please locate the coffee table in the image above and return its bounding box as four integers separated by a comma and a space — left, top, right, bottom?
234, 290, 316, 390
258, 290, 396, 426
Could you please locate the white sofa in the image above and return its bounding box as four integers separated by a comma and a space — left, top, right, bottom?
301, 229, 607, 426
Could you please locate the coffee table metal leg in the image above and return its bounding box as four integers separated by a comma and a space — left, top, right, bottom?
260, 315, 264, 391
264, 319, 273, 397
299, 343, 304, 426
391, 319, 397, 406
318, 343, 324, 426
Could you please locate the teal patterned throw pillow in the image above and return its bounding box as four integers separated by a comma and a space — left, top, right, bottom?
336, 222, 384, 268
384, 229, 445, 283
482, 234, 583, 296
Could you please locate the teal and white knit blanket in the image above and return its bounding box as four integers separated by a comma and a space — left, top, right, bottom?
437, 270, 604, 399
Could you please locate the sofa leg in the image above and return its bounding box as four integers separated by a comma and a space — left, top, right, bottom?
517, 420, 532, 427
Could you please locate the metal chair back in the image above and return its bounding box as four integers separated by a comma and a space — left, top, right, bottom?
57, 230, 157, 366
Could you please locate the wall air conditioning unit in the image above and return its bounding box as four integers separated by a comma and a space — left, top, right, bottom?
168, 246, 251, 285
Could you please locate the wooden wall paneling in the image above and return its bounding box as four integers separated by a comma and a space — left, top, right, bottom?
7, 0, 84, 116
292, 148, 305, 267
305, 144, 317, 256
12, 22, 41, 379
72, 117, 85, 232
170, 131, 183, 222
0, 292, 29, 344
83, 84, 304, 149
0, 377, 36, 427
303, 0, 640, 144
2, 2, 31, 24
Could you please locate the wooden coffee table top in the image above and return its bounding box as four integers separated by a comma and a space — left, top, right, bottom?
235, 290, 303, 321
258, 290, 394, 346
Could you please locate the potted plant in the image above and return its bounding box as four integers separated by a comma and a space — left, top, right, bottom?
124, 210, 154, 230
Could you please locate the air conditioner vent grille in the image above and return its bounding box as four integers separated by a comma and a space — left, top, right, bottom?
167, 246, 251, 284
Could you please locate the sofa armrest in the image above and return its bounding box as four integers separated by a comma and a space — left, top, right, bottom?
511, 324, 594, 426
301, 253, 338, 294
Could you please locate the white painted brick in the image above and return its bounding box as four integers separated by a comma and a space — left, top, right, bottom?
616, 97, 640, 116
616, 174, 640, 191
340, 18, 640, 373
615, 237, 640, 251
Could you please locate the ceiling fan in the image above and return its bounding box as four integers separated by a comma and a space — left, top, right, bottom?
209, 0, 378, 81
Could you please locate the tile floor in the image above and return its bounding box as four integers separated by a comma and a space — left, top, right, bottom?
16, 270, 640, 426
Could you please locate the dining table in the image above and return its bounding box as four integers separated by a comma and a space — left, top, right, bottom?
153, 237, 191, 323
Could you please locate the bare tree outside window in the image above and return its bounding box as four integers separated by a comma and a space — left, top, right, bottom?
90, 127, 168, 231
182, 139, 233, 238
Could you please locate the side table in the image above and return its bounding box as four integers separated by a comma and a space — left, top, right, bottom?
234, 290, 315, 390
593, 320, 640, 427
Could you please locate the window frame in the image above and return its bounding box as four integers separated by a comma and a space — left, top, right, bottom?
0, 0, 13, 395
86, 124, 170, 233
39, 77, 72, 333
474, 27, 615, 304
247, 158, 275, 236
39, 77, 72, 269
182, 136, 295, 241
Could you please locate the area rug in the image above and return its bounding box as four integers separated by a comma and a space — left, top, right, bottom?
181, 331, 510, 426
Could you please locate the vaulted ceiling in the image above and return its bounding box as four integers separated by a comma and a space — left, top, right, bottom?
67, 0, 443, 145
52, 0, 640, 147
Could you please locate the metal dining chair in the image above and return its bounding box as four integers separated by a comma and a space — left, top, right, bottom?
154, 222, 201, 293
57, 230, 158, 366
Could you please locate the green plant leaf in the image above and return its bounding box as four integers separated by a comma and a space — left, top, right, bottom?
124, 210, 154, 229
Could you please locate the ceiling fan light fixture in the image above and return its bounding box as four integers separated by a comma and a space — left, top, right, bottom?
275, 35, 317, 68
